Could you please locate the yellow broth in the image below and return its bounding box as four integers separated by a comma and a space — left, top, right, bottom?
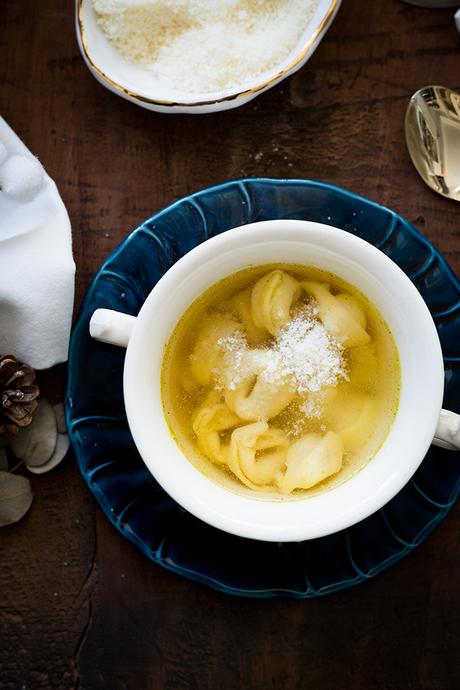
161, 264, 401, 499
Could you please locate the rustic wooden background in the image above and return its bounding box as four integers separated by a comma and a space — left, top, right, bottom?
1, 1, 459, 688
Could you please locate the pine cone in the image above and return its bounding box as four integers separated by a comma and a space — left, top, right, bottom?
0, 355, 39, 441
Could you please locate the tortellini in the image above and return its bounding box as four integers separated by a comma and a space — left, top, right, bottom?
277, 431, 343, 494
192, 392, 240, 464
251, 270, 301, 335
189, 314, 243, 385
228, 422, 288, 490
323, 386, 376, 452
301, 282, 370, 348
224, 351, 295, 421
228, 288, 266, 346
174, 267, 393, 498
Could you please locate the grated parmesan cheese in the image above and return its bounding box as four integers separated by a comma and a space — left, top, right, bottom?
218, 306, 347, 403
93, 0, 320, 94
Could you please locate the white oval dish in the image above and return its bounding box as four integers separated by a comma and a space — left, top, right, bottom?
75, 0, 342, 114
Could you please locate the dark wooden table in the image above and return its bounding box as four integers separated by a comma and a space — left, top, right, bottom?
1, 1, 459, 688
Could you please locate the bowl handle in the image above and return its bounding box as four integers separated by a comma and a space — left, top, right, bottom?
89, 308, 136, 348
87, 309, 460, 452
433, 409, 460, 450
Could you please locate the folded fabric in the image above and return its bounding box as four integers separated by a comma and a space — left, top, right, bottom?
0, 117, 75, 369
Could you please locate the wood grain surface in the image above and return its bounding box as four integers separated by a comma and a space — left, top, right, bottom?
1, 1, 459, 688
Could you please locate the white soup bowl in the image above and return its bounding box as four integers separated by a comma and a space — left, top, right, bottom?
89, 220, 460, 542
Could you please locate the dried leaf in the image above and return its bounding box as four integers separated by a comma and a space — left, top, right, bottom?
53, 403, 67, 434
0, 471, 33, 527
26, 433, 70, 475
10, 399, 57, 466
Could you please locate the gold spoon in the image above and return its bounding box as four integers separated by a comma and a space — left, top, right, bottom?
405, 86, 460, 202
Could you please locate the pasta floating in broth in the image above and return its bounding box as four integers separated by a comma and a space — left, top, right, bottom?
323, 386, 377, 453
228, 422, 288, 491
251, 269, 301, 335
192, 392, 240, 464
189, 314, 242, 385
301, 282, 370, 348
277, 431, 343, 494
224, 351, 295, 421
161, 265, 401, 497
227, 288, 266, 346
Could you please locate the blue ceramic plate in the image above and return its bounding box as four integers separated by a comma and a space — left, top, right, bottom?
66, 179, 460, 598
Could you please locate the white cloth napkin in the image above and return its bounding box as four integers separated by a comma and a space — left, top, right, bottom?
0, 117, 75, 370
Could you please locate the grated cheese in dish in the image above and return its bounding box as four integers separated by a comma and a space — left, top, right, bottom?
93, 0, 320, 94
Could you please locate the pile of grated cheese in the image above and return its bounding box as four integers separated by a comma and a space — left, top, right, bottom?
93, 0, 319, 94
218, 306, 347, 399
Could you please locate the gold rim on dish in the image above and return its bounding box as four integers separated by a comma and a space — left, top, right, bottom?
76, 0, 339, 108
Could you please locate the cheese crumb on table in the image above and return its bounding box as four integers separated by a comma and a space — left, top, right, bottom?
93, 0, 320, 94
